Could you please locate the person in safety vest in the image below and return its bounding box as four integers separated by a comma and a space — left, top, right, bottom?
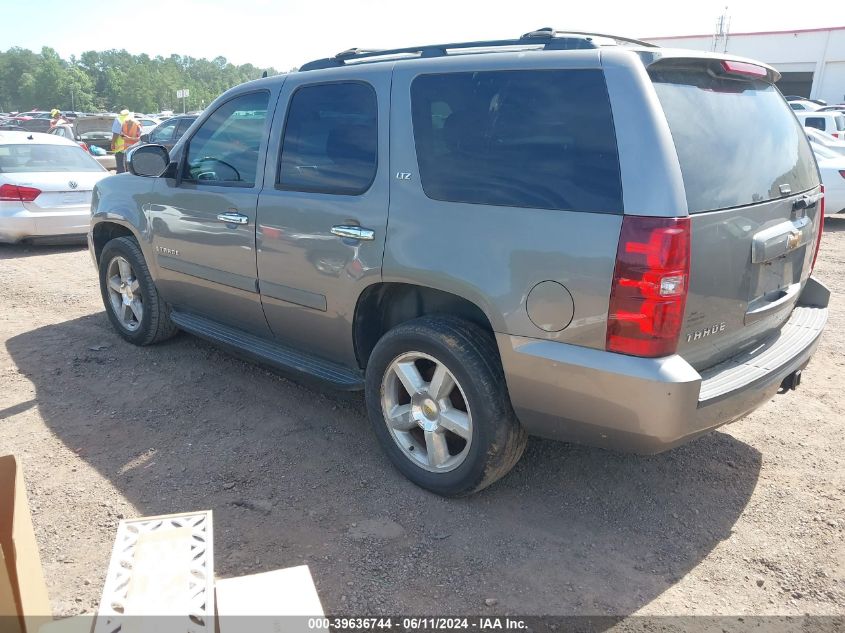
49, 109, 70, 129
111, 109, 142, 173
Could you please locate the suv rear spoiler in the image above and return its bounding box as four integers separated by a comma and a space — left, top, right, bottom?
635, 49, 781, 83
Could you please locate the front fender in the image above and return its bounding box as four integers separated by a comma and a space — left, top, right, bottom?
91, 173, 157, 237
90, 174, 159, 266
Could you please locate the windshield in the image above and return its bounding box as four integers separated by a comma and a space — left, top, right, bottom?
651, 68, 819, 213
0, 143, 103, 173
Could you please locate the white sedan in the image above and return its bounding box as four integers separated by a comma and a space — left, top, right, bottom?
0, 131, 109, 243
812, 142, 845, 216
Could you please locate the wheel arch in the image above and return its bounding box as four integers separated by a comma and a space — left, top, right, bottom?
90, 220, 139, 265
353, 282, 498, 370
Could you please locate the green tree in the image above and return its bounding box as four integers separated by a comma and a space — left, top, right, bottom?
0, 46, 278, 113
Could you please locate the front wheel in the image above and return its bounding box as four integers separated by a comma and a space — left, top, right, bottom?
365, 316, 527, 497
98, 236, 178, 346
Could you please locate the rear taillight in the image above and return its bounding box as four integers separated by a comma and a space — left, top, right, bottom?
78, 141, 89, 153
607, 215, 691, 358
0, 183, 41, 202
811, 186, 825, 272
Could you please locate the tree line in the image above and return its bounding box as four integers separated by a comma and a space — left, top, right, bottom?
0, 47, 281, 114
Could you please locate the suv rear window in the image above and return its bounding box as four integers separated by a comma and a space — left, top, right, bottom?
651, 69, 819, 213
410, 70, 623, 213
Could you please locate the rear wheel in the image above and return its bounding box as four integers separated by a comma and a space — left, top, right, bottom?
98, 236, 177, 346
365, 316, 527, 497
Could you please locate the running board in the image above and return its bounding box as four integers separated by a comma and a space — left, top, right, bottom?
170, 311, 364, 390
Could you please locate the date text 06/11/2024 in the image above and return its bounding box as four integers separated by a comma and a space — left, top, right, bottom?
307, 617, 529, 630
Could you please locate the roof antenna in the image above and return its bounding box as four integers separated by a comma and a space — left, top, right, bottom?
261, 70, 268, 78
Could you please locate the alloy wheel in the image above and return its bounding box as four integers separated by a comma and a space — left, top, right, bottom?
106, 255, 143, 332
381, 351, 473, 472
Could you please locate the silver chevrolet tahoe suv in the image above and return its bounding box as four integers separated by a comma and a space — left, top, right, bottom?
89, 29, 829, 497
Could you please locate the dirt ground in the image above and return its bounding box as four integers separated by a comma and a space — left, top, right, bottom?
0, 221, 843, 620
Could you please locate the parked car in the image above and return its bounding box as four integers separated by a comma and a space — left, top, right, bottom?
796, 111, 845, 138
89, 30, 828, 496
811, 142, 845, 216
134, 116, 160, 134
11, 110, 50, 120
806, 128, 845, 155
818, 105, 845, 113
48, 117, 117, 171
0, 131, 108, 243
788, 99, 822, 112
14, 111, 54, 133
139, 115, 197, 151
786, 96, 826, 105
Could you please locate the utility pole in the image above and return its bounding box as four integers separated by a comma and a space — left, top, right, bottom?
712, 6, 731, 53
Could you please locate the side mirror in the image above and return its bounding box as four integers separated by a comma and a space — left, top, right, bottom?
140, 133, 150, 143
128, 144, 170, 177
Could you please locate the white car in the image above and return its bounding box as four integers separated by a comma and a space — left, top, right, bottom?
806, 128, 845, 156
134, 116, 161, 134
789, 99, 822, 112
0, 131, 109, 243
796, 111, 845, 139
812, 142, 845, 216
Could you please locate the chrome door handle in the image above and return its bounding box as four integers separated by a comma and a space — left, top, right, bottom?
331, 225, 375, 241
216, 212, 249, 225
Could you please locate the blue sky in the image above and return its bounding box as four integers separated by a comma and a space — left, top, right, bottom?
2, 0, 838, 69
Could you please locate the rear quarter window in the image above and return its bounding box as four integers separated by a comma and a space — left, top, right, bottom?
410, 69, 623, 213
651, 68, 819, 213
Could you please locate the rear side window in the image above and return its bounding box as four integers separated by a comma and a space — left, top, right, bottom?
278, 82, 378, 195
175, 118, 195, 139
651, 69, 818, 213
149, 119, 178, 143
410, 70, 623, 213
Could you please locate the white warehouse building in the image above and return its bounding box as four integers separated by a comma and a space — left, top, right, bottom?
645, 26, 845, 104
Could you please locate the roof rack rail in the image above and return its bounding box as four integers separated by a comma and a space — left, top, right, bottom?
299, 27, 658, 71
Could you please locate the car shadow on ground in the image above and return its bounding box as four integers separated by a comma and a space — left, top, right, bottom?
6, 312, 762, 616
0, 242, 87, 260
822, 216, 845, 233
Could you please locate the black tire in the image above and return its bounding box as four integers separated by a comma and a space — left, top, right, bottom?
365, 315, 527, 497
98, 236, 178, 346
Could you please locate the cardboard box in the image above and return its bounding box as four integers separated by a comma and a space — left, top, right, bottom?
0, 455, 52, 633
216, 566, 325, 633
